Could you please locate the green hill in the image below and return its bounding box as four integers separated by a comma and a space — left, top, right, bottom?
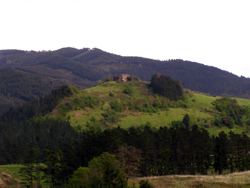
47, 80, 250, 136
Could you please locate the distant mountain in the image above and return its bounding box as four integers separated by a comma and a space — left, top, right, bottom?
0, 47, 250, 114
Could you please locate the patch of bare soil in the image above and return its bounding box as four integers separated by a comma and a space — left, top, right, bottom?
0, 171, 21, 188
74, 111, 85, 118
0, 176, 4, 188
123, 110, 142, 115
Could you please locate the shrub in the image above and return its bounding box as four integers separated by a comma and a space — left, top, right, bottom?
109, 92, 114, 97
139, 179, 155, 188
124, 88, 133, 95
101, 110, 117, 122
127, 76, 141, 81
104, 77, 111, 82
110, 100, 122, 112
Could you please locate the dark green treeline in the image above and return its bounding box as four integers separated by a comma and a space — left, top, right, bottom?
19, 125, 250, 187
64, 125, 250, 177
0, 85, 80, 164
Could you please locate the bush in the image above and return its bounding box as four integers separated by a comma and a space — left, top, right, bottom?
109, 92, 114, 97
127, 76, 141, 81
139, 179, 155, 188
110, 100, 122, 112
101, 110, 117, 122
104, 77, 111, 82
124, 88, 133, 95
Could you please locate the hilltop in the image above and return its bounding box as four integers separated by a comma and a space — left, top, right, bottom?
1, 47, 250, 114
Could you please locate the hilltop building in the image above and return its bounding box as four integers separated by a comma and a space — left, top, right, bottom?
108, 74, 140, 82
118, 74, 130, 82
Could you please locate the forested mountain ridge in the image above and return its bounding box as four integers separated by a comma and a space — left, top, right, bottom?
1, 47, 250, 114
0, 67, 70, 115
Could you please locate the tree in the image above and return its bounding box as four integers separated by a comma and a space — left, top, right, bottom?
68, 167, 90, 188
214, 131, 229, 173
116, 143, 142, 181
182, 114, 190, 128
150, 74, 183, 101
19, 148, 41, 188
43, 148, 70, 187
88, 152, 127, 188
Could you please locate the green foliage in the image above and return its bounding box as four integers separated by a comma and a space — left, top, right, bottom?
139, 179, 155, 188
68, 167, 90, 187
150, 74, 183, 101
19, 148, 42, 188
109, 92, 115, 97
105, 77, 112, 82
171, 120, 186, 128
182, 114, 190, 128
110, 100, 122, 112
84, 152, 127, 188
98, 80, 103, 85
124, 88, 133, 95
59, 103, 72, 116
212, 97, 249, 128
101, 110, 117, 122
71, 95, 98, 110
43, 148, 72, 187
127, 76, 141, 82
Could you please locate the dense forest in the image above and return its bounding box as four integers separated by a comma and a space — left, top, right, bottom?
1, 47, 250, 115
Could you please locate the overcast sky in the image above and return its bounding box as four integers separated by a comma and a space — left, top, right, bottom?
1, 0, 249, 77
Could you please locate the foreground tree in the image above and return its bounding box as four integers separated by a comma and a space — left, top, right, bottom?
88, 152, 127, 188
68, 167, 90, 188
69, 152, 127, 188
116, 143, 142, 180
43, 148, 71, 187
19, 148, 41, 188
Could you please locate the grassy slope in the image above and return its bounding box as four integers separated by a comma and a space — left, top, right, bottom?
0, 165, 23, 187
0, 164, 48, 187
49, 81, 250, 136
0, 165, 23, 180
128, 171, 250, 188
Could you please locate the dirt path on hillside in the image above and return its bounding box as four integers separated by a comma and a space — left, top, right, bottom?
0, 171, 21, 187
0, 175, 4, 188
73, 49, 92, 59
